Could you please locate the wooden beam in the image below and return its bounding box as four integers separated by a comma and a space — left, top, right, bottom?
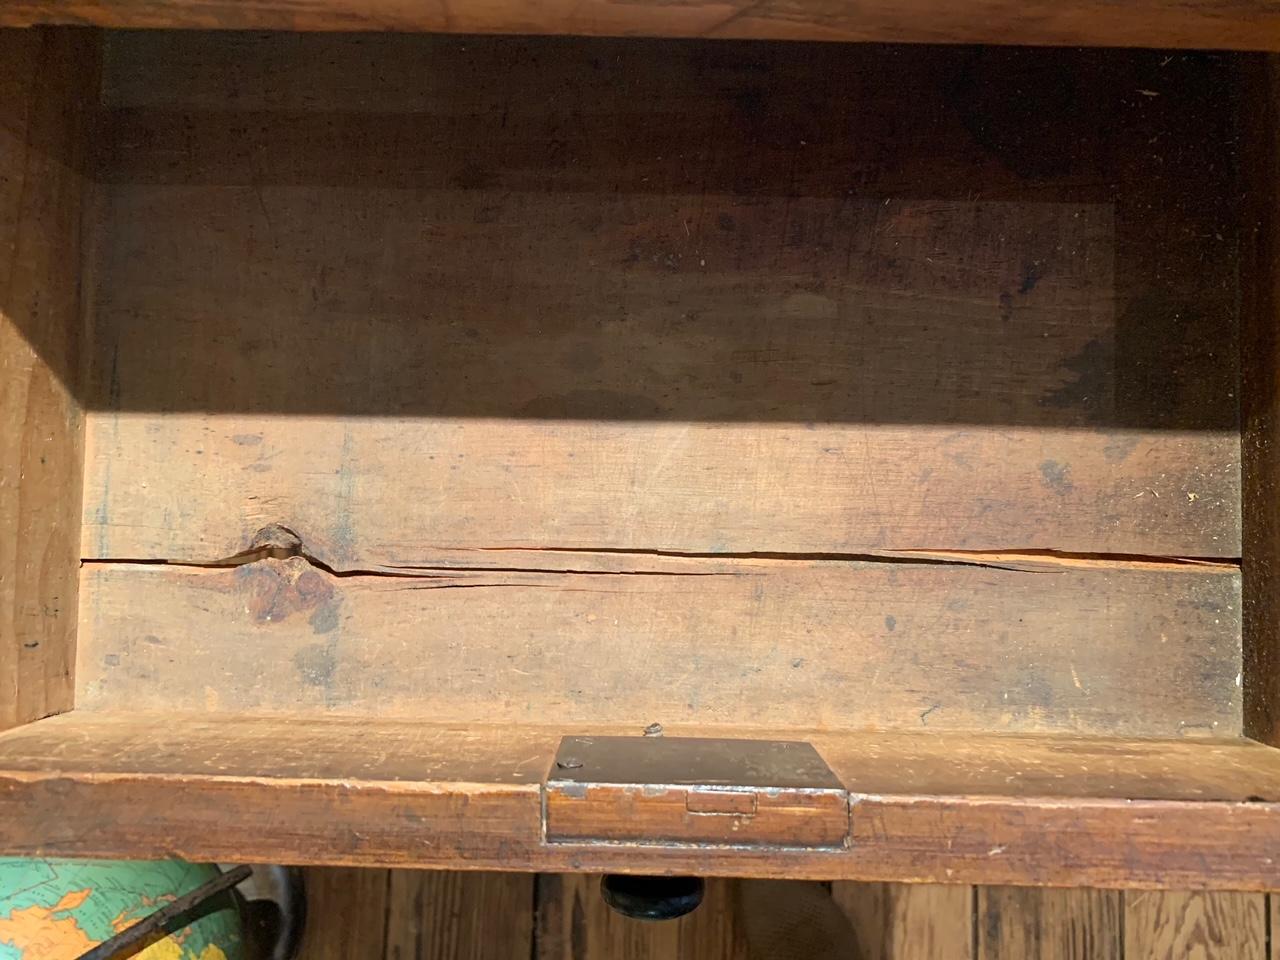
3, 0, 1279, 51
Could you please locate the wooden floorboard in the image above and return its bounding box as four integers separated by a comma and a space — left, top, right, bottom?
296, 870, 1272, 959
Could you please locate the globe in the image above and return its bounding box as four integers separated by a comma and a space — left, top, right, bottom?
0, 858, 244, 960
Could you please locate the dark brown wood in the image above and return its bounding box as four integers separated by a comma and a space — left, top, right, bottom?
3, 0, 1280, 51
0, 27, 98, 732
977, 888, 1121, 960
83, 35, 1242, 567
1243, 57, 1280, 746
833, 882, 973, 960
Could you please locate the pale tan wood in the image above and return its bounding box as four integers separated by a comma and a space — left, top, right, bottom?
833, 882, 973, 959
3, 0, 1279, 51
385, 871, 532, 960
297, 868, 390, 960
536, 874, 747, 960
1124, 891, 1266, 960
0, 27, 97, 731
75, 557, 1241, 737
976, 888, 1120, 960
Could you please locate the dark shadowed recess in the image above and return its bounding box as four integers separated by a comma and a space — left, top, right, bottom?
70, 33, 1248, 427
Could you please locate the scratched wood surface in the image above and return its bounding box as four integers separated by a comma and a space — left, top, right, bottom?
0, 28, 97, 732
4, 0, 1280, 51
82, 33, 1242, 565
74, 557, 1241, 736
9, 714, 1280, 888
294, 870, 1272, 959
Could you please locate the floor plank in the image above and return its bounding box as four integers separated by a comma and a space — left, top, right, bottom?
834, 882, 973, 959
296, 868, 390, 960
1125, 891, 1266, 960
976, 888, 1121, 960
385, 871, 532, 960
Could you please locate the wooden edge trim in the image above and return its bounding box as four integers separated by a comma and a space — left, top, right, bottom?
4, 770, 1279, 889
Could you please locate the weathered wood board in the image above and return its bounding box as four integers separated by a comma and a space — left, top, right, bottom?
76, 557, 1240, 736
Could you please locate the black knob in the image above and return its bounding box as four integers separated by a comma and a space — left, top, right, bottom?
600, 875, 704, 921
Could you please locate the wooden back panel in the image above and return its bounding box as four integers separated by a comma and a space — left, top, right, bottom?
75, 35, 1247, 737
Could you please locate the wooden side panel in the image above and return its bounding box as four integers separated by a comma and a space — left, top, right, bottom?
833, 882, 974, 959
1124, 891, 1266, 960
75, 558, 1241, 737
536, 874, 747, 960
0, 27, 97, 731
3, 0, 1280, 51
1243, 57, 1280, 745
976, 888, 1120, 960
385, 871, 533, 960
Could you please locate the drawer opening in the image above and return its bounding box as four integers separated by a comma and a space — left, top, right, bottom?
3, 25, 1280, 887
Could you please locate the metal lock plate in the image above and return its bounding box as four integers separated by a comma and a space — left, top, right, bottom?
545, 735, 848, 848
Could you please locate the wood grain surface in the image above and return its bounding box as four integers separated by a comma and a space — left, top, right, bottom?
75, 557, 1242, 737
6, 714, 1280, 888
82, 34, 1244, 566
296, 869, 1272, 960
1125, 891, 1266, 960
833, 882, 973, 959
537, 874, 747, 960
7, 713, 1280, 802
0, 27, 97, 731
385, 871, 533, 960
976, 888, 1121, 960
3, 0, 1280, 51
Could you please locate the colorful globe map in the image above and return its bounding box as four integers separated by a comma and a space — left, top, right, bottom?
0, 858, 243, 960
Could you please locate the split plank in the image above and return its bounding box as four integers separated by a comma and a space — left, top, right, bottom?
75, 558, 1241, 737
80, 35, 1243, 565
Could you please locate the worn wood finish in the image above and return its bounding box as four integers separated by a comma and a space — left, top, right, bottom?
0, 27, 98, 732
7, 714, 1280, 802
82, 35, 1243, 566
75, 558, 1241, 737
4, 0, 1280, 50
6, 715, 1280, 888
1124, 891, 1266, 960
833, 882, 973, 959
1243, 58, 1280, 745
536, 874, 747, 960
977, 888, 1121, 960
